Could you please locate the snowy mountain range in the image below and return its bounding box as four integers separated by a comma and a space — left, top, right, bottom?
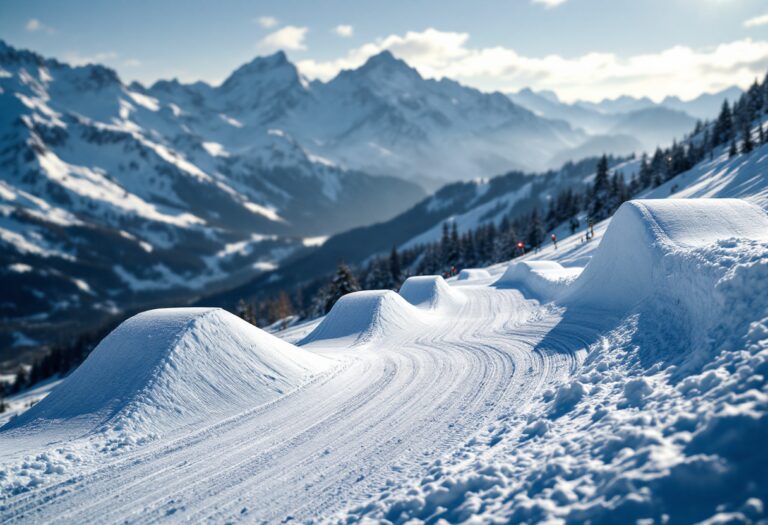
508, 86, 741, 158
0, 40, 426, 353
0, 38, 744, 356
138, 49, 591, 188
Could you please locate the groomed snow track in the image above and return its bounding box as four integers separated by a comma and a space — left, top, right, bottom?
2, 199, 767, 523
0, 285, 592, 523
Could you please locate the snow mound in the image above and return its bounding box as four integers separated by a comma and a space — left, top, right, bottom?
495, 260, 581, 301
301, 291, 426, 347
398, 275, 466, 311
457, 268, 491, 281
3, 308, 328, 438
564, 198, 768, 310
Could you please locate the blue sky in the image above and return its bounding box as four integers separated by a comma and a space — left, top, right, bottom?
1, 0, 767, 101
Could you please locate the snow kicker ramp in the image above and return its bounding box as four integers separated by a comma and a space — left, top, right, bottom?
457, 268, 491, 281
398, 275, 466, 311
564, 198, 768, 310
301, 290, 427, 347
495, 260, 582, 301
3, 308, 328, 438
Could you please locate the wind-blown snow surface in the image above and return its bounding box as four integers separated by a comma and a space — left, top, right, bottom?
1, 199, 767, 524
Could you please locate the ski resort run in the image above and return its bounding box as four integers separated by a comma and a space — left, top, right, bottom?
1, 194, 767, 524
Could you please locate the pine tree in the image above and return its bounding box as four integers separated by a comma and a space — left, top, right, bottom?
638, 153, 652, 189
388, 246, 402, 288
461, 231, 477, 267
747, 79, 764, 122
493, 216, 517, 262
650, 148, 666, 186
439, 222, 452, 270
729, 139, 738, 158
589, 154, 611, 221
323, 262, 360, 314
742, 124, 754, 154
569, 216, 580, 235
364, 257, 390, 289
271, 291, 294, 329
10, 367, 28, 394
526, 209, 545, 250
713, 100, 734, 146
447, 222, 461, 270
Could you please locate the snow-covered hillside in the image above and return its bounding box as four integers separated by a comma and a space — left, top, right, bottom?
1, 193, 766, 523
400, 140, 768, 250
3, 117, 768, 518
0, 41, 426, 352
509, 87, 738, 157
141, 49, 589, 187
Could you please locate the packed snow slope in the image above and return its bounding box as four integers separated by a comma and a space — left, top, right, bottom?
457, 269, 491, 281
301, 290, 428, 347
2, 308, 328, 441
341, 199, 768, 524
398, 275, 466, 311
564, 199, 768, 310
1, 198, 767, 524
495, 260, 581, 301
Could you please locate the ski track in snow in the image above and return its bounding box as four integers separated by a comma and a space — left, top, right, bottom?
3, 199, 767, 523
0, 284, 594, 523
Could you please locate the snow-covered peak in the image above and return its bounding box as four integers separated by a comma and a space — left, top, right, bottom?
332, 50, 422, 92
213, 51, 309, 119
219, 51, 306, 95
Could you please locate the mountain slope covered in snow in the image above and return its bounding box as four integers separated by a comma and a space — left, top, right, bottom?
197, 156, 619, 310
141, 50, 587, 188
1, 192, 766, 523
508, 87, 737, 154
0, 41, 426, 354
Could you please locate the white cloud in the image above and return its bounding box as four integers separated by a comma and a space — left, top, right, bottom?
744, 13, 768, 28
256, 16, 279, 29
62, 51, 119, 66
25, 18, 54, 33
258, 26, 308, 52
297, 28, 768, 102
123, 58, 142, 67
532, 0, 567, 8
334, 25, 354, 38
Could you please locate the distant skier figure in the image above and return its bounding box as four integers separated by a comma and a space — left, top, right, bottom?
551, 233, 558, 249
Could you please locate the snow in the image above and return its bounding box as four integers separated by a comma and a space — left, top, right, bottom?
301, 290, 428, 347
2, 83, 768, 522
125, 91, 159, 111
399, 275, 466, 312
3, 308, 328, 442
2, 195, 768, 521
302, 235, 328, 247
564, 199, 768, 310
457, 268, 491, 281
8, 263, 32, 273
201, 141, 229, 157
495, 260, 581, 301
